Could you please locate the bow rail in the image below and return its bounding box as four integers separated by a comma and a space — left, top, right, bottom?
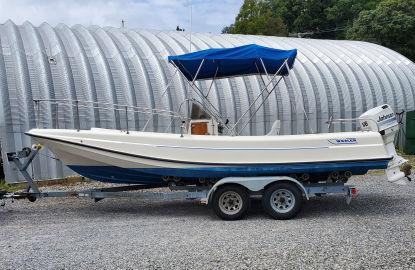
33, 99, 189, 134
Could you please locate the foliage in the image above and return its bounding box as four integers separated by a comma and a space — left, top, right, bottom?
223, 0, 288, 36
0, 178, 19, 192
325, 0, 379, 38
347, 0, 415, 61
224, 0, 415, 61
224, 0, 379, 38
0, 176, 87, 193
402, 153, 415, 168
275, 0, 337, 38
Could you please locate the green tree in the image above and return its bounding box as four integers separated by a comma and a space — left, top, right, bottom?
226, 0, 380, 38
224, 0, 415, 61
277, 0, 336, 38
325, 0, 379, 38
347, 0, 415, 61
326, 0, 378, 27
222, 0, 288, 36
225, 0, 382, 38
270, 0, 380, 38
222, 24, 235, 34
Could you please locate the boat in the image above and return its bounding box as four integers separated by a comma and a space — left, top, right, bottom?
26, 44, 411, 186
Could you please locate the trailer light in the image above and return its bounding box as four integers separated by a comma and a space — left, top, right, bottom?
351, 187, 358, 197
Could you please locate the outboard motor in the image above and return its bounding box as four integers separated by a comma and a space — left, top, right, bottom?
359, 104, 411, 185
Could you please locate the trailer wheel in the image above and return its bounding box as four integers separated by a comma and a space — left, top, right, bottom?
27, 195, 37, 202
262, 182, 302, 220
212, 185, 249, 220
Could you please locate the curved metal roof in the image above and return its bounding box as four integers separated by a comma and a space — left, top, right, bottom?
1, 20, 414, 182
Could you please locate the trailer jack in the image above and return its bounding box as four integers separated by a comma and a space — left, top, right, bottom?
6, 144, 43, 194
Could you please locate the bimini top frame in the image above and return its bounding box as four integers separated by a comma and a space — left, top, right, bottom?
167, 44, 297, 135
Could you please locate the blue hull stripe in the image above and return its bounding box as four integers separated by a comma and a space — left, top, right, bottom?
68, 159, 389, 184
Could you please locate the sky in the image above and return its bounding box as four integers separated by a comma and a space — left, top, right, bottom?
0, 0, 243, 33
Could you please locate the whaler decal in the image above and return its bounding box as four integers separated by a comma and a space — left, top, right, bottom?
328, 138, 357, 145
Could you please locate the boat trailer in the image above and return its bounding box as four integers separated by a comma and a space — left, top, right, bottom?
1, 146, 359, 220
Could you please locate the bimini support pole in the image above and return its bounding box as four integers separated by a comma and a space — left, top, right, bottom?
205, 66, 219, 98
255, 61, 268, 92
188, 59, 224, 120
238, 76, 284, 135
172, 59, 233, 135
259, 58, 272, 89
161, 68, 178, 97
231, 58, 288, 135
191, 59, 205, 86
283, 60, 313, 133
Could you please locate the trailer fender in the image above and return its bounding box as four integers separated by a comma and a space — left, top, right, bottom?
206, 176, 309, 204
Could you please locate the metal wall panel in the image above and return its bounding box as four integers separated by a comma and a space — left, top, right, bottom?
1, 20, 415, 182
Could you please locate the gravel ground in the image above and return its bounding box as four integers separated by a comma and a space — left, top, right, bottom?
1, 174, 414, 270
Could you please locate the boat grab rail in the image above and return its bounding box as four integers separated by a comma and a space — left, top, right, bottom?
33, 99, 190, 133
326, 117, 379, 131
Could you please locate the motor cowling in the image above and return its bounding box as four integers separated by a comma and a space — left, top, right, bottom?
358, 104, 398, 133
359, 104, 410, 185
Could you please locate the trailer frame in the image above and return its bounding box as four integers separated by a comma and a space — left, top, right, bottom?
0, 146, 358, 219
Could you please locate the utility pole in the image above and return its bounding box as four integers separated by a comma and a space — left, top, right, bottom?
189, 1, 192, 52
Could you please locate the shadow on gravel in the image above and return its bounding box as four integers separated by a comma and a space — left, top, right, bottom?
295, 194, 408, 219
71, 193, 409, 220
80, 199, 211, 219
1, 193, 409, 222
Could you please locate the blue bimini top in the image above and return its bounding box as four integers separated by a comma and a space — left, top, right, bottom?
168, 44, 297, 81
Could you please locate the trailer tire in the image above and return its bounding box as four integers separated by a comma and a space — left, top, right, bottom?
27, 195, 37, 202
212, 185, 249, 220
262, 182, 302, 220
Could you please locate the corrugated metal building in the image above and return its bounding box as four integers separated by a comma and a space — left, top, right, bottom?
1, 20, 414, 182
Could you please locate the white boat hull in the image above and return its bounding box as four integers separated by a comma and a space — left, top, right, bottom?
26, 128, 392, 184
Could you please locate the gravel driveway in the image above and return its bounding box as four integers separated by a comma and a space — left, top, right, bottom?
1, 174, 414, 270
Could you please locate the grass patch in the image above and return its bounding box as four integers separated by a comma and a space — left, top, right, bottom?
0, 175, 87, 192
368, 169, 385, 175
400, 153, 415, 168
35, 175, 87, 188
0, 178, 20, 192
369, 152, 414, 175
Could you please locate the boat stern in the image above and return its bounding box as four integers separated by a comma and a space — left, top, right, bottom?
359, 105, 412, 185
